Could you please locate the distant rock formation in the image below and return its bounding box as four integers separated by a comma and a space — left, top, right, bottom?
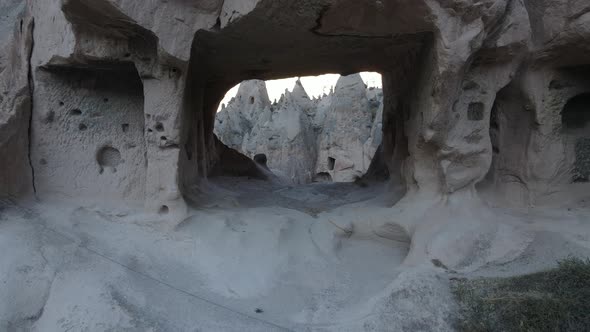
214, 74, 383, 184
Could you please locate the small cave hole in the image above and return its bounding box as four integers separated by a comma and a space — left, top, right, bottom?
467, 102, 484, 121
59, 101, 64, 106
124, 53, 131, 58
562, 93, 590, 130
70, 109, 82, 116
253, 153, 268, 169
160, 136, 167, 141
147, 129, 153, 133
121, 123, 129, 132
328, 157, 336, 171
78, 123, 88, 131
97, 146, 122, 168
249, 96, 255, 104
159, 205, 169, 215
155, 122, 165, 132
313, 172, 333, 183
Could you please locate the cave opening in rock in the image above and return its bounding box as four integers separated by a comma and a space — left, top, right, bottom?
327, 157, 336, 171
562, 93, 590, 182
199, 72, 392, 213
478, 82, 535, 202
212, 73, 384, 185
176, 1, 429, 214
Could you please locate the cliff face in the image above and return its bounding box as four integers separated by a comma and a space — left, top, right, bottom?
214, 74, 383, 184
0, 0, 588, 248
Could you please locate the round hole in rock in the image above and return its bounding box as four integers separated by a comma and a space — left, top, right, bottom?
249, 96, 255, 104
121, 124, 129, 132
155, 122, 164, 132
59, 101, 64, 106
78, 123, 88, 131
70, 109, 82, 116
97, 146, 122, 168
159, 205, 169, 215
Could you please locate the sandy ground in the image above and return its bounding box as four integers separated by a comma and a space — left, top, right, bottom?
1, 177, 589, 331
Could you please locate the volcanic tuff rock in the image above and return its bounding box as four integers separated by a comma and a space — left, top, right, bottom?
1, 1, 590, 330
0, 0, 589, 272
215, 74, 383, 184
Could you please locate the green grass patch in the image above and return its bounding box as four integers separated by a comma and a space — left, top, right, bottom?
452, 257, 590, 332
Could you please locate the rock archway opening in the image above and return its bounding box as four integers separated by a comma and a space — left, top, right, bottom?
200, 72, 392, 213
213, 72, 384, 186
178, 4, 429, 210
562, 93, 590, 183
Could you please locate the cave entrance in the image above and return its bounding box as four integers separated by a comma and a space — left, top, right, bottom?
478, 82, 535, 202
213, 72, 384, 185
562, 93, 590, 182
179, 2, 429, 211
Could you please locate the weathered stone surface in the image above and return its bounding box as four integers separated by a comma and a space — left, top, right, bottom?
0, 3, 33, 198
242, 81, 318, 184
214, 80, 271, 151
215, 75, 383, 184
0, 0, 586, 228
1, 1, 590, 330
315, 74, 376, 182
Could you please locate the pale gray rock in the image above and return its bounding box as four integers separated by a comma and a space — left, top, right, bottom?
0, 0, 585, 223
214, 79, 271, 151
0, 0, 590, 330
315, 74, 374, 182
243, 83, 318, 184
0, 4, 33, 198
215, 76, 383, 184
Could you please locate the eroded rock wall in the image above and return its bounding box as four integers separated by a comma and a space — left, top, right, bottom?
30, 66, 146, 204
215, 75, 383, 184
0, 3, 33, 198
0, 0, 588, 223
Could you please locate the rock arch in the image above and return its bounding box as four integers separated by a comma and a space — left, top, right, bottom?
562, 93, 590, 182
